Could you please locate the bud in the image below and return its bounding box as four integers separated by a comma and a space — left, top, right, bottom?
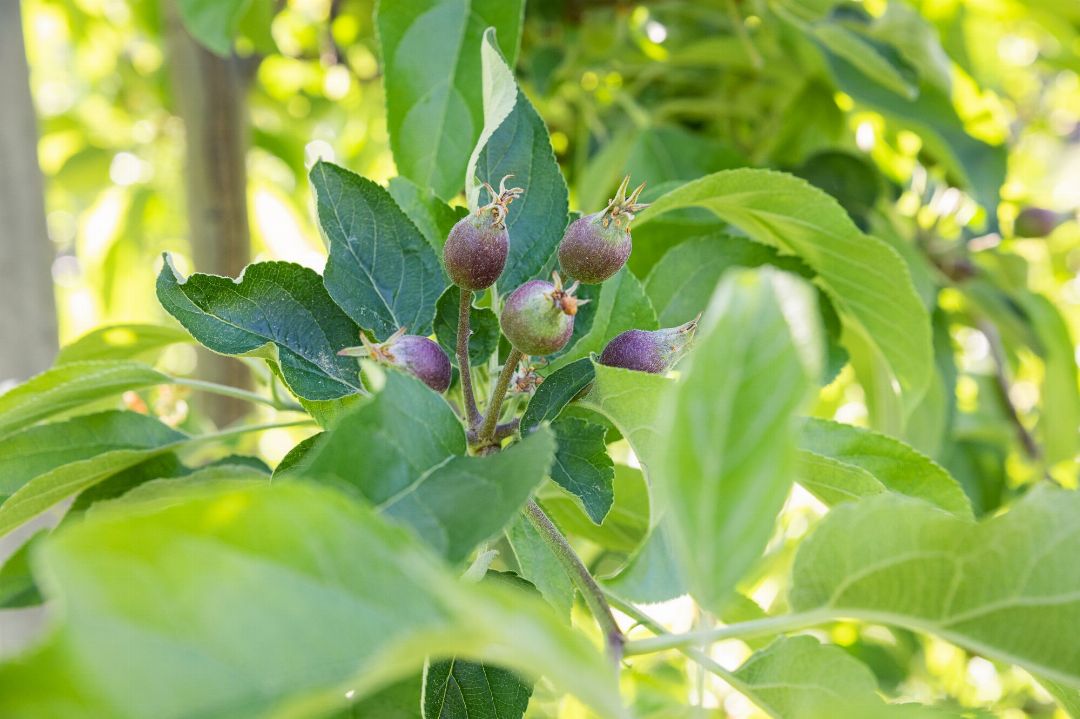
558, 175, 647, 284
443, 175, 523, 290
598, 317, 699, 374
339, 328, 452, 393
1014, 207, 1062, 238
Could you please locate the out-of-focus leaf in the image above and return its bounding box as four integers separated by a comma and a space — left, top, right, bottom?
791, 486, 1080, 689
312, 161, 445, 340
638, 169, 932, 430
55, 324, 192, 364
378, 2, 524, 199
797, 418, 971, 516
0, 361, 169, 440
0, 484, 624, 718
177, 0, 254, 55
656, 269, 818, 610
157, 256, 363, 401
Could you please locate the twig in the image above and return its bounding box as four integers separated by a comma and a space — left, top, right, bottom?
977, 319, 1043, 463
524, 500, 625, 663
478, 349, 523, 445
457, 289, 482, 427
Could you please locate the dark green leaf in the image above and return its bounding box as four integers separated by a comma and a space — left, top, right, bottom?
377, 0, 524, 199
505, 514, 574, 620
549, 417, 614, 525
312, 161, 445, 340
0, 484, 623, 717
0, 529, 44, 608
302, 370, 556, 562
539, 463, 649, 555
423, 658, 532, 719
387, 176, 467, 254
521, 358, 595, 433
157, 256, 363, 401
467, 32, 569, 294
433, 286, 500, 367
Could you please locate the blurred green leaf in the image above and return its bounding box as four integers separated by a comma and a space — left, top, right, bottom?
0, 484, 623, 718
378, 1, 524, 199
56, 324, 192, 365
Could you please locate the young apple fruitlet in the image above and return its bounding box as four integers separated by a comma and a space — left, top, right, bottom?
1014, 207, 1062, 238
444, 175, 523, 290
501, 272, 586, 356
598, 317, 699, 374
558, 175, 648, 283
339, 327, 452, 393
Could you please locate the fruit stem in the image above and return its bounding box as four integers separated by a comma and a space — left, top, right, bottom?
478, 348, 523, 445
457, 289, 482, 428
524, 499, 625, 664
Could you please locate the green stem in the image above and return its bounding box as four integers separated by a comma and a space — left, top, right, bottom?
524, 500, 625, 663
189, 418, 317, 445
726, 0, 763, 70
478, 348, 522, 445
457, 289, 482, 428
621, 608, 834, 656
172, 377, 301, 412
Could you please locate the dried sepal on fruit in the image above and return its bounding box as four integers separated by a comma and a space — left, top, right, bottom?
598, 316, 699, 374
558, 175, 648, 284
443, 175, 524, 290
339, 327, 452, 393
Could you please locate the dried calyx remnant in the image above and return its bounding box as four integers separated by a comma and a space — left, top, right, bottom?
443, 175, 524, 290
558, 175, 648, 284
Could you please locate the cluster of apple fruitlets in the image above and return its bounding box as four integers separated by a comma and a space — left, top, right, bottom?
340, 173, 699, 444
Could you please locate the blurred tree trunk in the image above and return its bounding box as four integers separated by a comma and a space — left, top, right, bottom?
164, 1, 252, 426
0, 0, 58, 383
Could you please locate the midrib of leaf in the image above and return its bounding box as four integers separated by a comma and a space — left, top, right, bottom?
313, 163, 400, 329
377, 454, 457, 512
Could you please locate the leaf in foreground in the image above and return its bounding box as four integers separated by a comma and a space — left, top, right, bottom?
549, 416, 615, 524
0, 484, 622, 718
791, 485, 1080, 689
657, 269, 819, 610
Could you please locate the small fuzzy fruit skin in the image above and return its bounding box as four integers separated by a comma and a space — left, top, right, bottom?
501, 279, 575, 356
388, 335, 452, 393
558, 212, 632, 284
598, 320, 698, 374
1014, 207, 1060, 238
444, 214, 509, 290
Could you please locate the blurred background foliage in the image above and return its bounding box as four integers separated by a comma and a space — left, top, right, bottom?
10, 0, 1080, 716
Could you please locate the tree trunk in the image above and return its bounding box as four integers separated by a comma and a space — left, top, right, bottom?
164, 2, 252, 426
0, 0, 58, 384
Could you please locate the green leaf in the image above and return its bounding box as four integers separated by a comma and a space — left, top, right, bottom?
387, 176, 466, 254
55, 324, 192, 364
797, 418, 972, 517
578, 362, 671, 483
540, 463, 649, 555
177, 0, 253, 55
733, 636, 934, 719
657, 269, 818, 610
67, 453, 189, 517
377, 1, 524, 199
637, 169, 933, 428
157, 256, 363, 401
301, 371, 556, 562
505, 514, 575, 620
0, 529, 43, 608
433, 286, 500, 367
0, 361, 169, 440
0, 411, 187, 535
549, 417, 614, 525
521, 358, 595, 433
552, 268, 658, 370
644, 235, 795, 326
0, 483, 624, 718
601, 523, 686, 603
343, 677, 422, 718
1014, 291, 1080, 466
312, 161, 446, 340
810, 22, 918, 100
791, 485, 1080, 689
423, 658, 531, 719
467, 31, 570, 294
